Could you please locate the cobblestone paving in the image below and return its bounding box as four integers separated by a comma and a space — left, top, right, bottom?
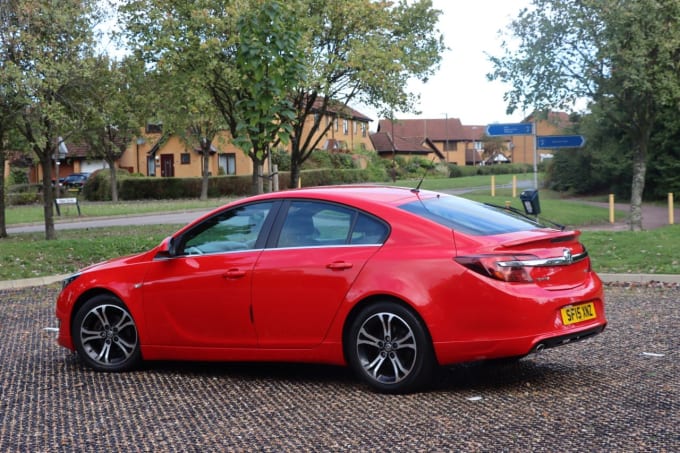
1, 284, 678, 452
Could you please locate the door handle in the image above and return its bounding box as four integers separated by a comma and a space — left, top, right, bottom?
326, 261, 353, 270
223, 269, 246, 279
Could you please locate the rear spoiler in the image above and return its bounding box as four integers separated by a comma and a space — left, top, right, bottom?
499, 230, 581, 248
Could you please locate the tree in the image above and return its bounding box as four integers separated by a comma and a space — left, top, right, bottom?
120, 0, 305, 195
213, 0, 305, 194
480, 135, 508, 164
488, 0, 680, 231
4, 0, 100, 239
153, 71, 226, 201
285, 0, 445, 188
80, 55, 147, 202
1, 0, 31, 238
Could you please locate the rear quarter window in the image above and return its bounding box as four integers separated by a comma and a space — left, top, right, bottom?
400, 195, 539, 236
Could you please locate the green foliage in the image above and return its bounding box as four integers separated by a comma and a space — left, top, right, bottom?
2, 0, 102, 238
489, 0, 680, 229
283, 0, 445, 188
5, 184, 42, 206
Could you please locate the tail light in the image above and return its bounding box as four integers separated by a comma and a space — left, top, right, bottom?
455, 248, 590, 283
455, 255, 538, 283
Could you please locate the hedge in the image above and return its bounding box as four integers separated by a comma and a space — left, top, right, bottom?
82, 168, 378, 201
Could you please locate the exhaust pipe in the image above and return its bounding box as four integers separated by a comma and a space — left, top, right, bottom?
534, 343, 545, 354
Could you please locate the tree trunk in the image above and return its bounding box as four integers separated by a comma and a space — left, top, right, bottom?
0, 150, 6, 238
200, 153, 210, 201
109, 161, 119, 203
629, 144, 647, 231
290, 163, 301, 189
40, 154, 56, 240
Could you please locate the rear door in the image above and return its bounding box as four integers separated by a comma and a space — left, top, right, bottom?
251, 200, 388, 348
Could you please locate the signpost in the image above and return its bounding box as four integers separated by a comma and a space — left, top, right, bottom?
485, 123, 533, 136
485, 122, 587, 190
537, 135, 586, 149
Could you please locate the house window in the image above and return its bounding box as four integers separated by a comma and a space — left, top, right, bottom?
146, 123, 162, 134
219, 153, 236, 175
147, 156, 156, 176
353, 121, 358, 135
343, 119, 349, 135
334, 118, 339, 131
474, 141, 483, 150
180, 153, 191, 164
361, 123, 367, 137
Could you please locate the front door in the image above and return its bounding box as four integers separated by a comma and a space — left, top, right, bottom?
160, 154, 174, 177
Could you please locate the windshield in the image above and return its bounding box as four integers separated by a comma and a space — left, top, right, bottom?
400, 194, 540, 236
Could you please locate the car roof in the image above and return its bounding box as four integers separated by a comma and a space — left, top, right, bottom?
248, 185, 435, 207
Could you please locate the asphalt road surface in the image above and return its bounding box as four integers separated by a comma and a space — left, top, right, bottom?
0, 284, 677, 451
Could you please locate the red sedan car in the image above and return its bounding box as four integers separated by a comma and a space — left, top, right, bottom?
55, 185, 606, 393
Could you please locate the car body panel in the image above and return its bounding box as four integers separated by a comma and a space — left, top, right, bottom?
55, 185, 607, 375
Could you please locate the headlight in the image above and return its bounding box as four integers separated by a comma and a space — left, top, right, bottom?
61, 273, 80, 290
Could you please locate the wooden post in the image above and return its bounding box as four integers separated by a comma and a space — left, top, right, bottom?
669, 193, 675, 225
609, 194, 615, 224
512, 175, 517, 198
491, 175, 496, 197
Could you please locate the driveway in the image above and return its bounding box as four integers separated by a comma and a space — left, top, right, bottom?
0, 284, 677, 451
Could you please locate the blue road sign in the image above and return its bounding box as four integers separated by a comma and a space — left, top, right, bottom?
485, 123, 533, 136
536, 135, 586, 149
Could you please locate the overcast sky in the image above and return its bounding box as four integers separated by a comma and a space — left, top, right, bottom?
362, 0, 531, 129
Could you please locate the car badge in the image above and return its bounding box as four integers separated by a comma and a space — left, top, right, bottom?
563, 248, 573, 264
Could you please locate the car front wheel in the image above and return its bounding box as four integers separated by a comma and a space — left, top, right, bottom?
346, 301, 434, 393
71, 295, 141, 372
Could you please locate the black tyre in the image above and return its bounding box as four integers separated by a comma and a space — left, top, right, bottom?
346, 301, 435, 393
71, 294, 141, 372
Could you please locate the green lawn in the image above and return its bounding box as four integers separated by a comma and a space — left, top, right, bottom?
1, 174, 678, 279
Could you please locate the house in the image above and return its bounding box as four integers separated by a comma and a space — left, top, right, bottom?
374, 118, 487, 165
25, 102, 374, 183
27, 140, 110, 185
117, 127, 251, 179
302, 98, 374, 153
369, 130, 444, 161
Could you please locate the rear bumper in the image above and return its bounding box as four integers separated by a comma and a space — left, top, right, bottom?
531, 324, 606, 352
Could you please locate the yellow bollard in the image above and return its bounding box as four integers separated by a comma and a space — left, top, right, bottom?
669, 193, 675, 225
512, 175, 517, 198
491, 175, 496, 197
609, 194, 615, 224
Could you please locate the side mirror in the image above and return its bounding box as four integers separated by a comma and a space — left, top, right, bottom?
156, 236, 178, 259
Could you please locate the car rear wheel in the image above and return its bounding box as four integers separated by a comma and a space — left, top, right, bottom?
346, 301, 434, 393
72, 295, 141, 372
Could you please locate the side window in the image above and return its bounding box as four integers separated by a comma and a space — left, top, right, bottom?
182, 202, 273, 255
277, 201, 353, 248
350, 213, 389, 245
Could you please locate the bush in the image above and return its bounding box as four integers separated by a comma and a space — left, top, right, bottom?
6, 184, 42, 206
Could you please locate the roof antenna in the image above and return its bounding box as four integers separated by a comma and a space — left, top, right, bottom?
412, 157, 436, 193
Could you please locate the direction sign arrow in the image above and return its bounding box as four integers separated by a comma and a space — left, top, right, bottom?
485, 123, 533, 136
536, 135, 586, 149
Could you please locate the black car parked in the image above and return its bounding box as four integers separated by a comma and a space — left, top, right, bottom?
62, 173, 90, 191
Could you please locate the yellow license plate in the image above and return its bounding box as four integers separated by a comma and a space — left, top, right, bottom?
561, 302, 597, 325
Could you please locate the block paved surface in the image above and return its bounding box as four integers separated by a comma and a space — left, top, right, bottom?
1, 284, 678, 451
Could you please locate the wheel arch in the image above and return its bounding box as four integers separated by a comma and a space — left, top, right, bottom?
341, 294, 436, 365
70, 288, 122, 326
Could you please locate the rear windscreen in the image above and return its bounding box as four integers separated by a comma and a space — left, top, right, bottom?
399, 195, 540, 236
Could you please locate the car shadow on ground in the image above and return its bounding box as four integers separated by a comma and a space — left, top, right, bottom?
61, 351, 590, 394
